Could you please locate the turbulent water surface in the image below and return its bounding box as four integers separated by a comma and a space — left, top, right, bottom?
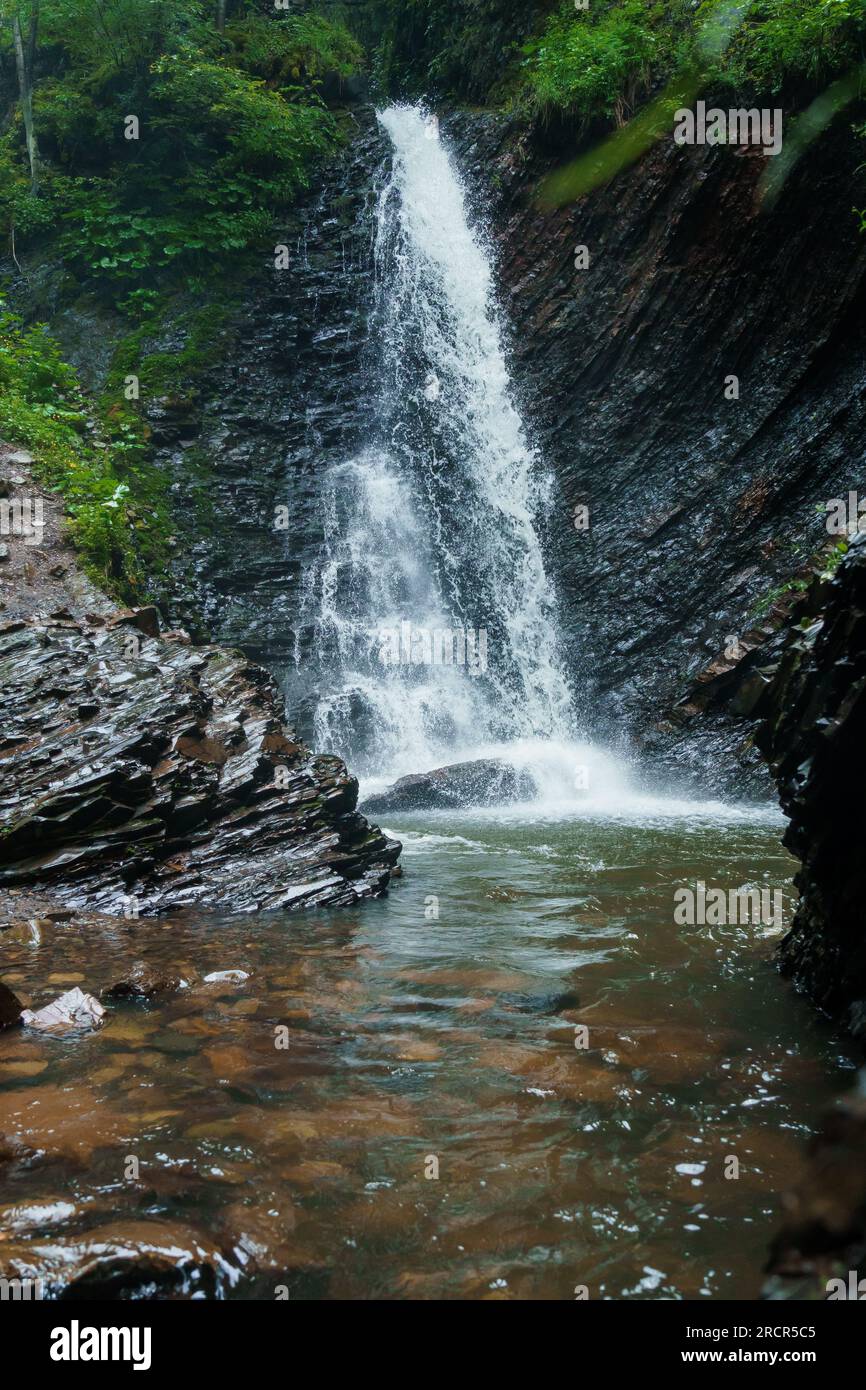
286, 104, 573, 780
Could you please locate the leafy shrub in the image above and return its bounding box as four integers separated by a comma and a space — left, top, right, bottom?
521, 1, 678, 123
0, 306, 168, 597
519, 0, 866, 123
228, 12, 364, 85
1, 6, 361, 302
714, 0, 866, 93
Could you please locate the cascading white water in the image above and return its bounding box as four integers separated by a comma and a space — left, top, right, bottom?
292, 103, 583, 792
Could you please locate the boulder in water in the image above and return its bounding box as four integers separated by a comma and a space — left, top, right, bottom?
0, 981, 23, 1030
21, 987, 105, 1035
103, 962, 187, 1001
202, 969, 250, 986
0, 1218, 238, 1299
361, 759, 537, 813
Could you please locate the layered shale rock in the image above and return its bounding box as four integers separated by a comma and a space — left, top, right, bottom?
0, 463, 399, 916
753, 534, 866, 1038
0, 612, 399, 913
446, 105, 866, 793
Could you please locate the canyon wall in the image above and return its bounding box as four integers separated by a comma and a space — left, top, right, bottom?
451, 103, 866, 794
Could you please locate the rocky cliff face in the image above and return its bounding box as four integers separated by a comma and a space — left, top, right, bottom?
0, 454, 399, 917
35, 100, 866, 799
753, 535, 866, 1039
45, 109, 387, 683
449, 105, 866, 794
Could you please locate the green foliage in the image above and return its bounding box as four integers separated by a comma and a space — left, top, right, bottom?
0, 305, 169, 597
106, 296, 235, 400
363, 0, 866, 117
716, 0, 866, 94
43, 52, 338, 292
228, 12, 364, 85
0, 3, 362, 601
37, 0, 209, 79
818, 536, 850, 579
0, 3, 362, 304
520, 0, 866, 123
370, 0, 541, 104
521, 1, 679, 123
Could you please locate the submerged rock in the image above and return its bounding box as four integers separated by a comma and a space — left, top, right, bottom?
361, 758, 537, 813
0, 1218, 239, 1299
202, 969, 249, 986
103, 962, 187, 1001
0, 980, 23, 1030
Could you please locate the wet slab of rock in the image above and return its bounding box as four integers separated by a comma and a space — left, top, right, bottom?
0, 1082, 131, 1163
0, 610, 400, 914
21, 986, 105, 1034
361, 758, 537, 813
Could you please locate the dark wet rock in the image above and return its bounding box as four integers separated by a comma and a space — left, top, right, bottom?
754, 535, 866, 1039
764, 1082, 866, 1299
21, 986, 105, 1034
361, 758, 537, 813
0, 610, 400, 914
444, 106, 866, 796
107, 605, 161, 640
37, 112, 389, 681
102, 962, 187, 1001
0, 980, 23, 1030
0, 1219, 239, 1299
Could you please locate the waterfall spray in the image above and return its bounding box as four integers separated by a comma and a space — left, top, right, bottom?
291, 104, 576, 786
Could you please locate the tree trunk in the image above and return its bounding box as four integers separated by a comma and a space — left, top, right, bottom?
12, 6, 39, 193
216, 0, 226, 34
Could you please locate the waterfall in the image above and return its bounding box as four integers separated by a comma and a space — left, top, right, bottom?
289, 104, 576, 786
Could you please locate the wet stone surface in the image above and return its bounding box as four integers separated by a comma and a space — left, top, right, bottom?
0, 608, 399, 915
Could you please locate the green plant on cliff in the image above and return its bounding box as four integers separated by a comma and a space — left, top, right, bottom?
520, 0, 866, 124
370, 0, 540, 103
0, 3, 363, 599
228, 10, 363, 84
521, 0, 680, 124
0, 305, 169, 597
717, 0, 866, 93
0, 3, 363, 304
